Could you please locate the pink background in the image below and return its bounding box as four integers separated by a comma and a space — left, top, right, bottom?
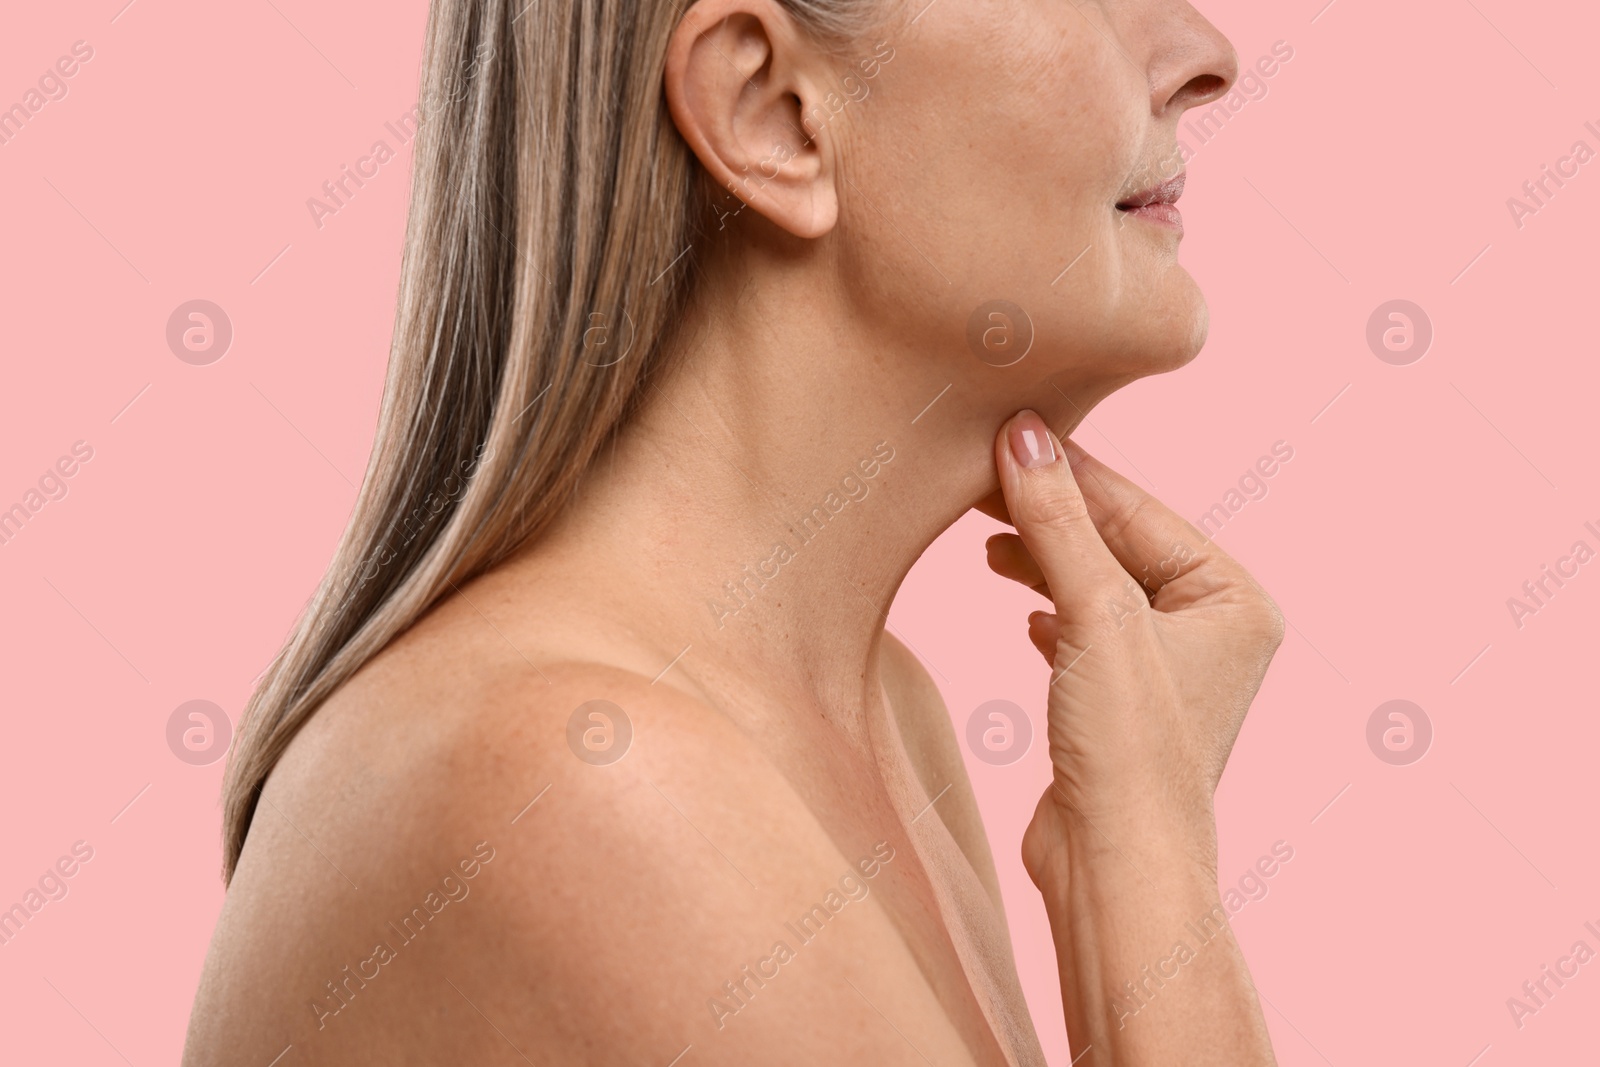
2, 0, 1597, 1063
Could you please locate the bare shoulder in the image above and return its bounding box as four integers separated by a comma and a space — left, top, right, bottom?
878, 631, 1008, 921
185, 593, 977, 1066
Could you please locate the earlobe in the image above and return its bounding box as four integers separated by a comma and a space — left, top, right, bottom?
663, 0, 839, 240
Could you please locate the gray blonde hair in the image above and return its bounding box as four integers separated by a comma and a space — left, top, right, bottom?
221, 0, 876, 880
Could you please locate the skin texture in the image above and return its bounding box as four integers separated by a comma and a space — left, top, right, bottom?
183, 1, 1283, 1064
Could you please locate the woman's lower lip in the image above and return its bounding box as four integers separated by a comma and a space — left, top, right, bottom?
1122, 203, 1183, 233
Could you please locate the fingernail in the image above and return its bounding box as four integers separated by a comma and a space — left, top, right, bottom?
1009, 411, 1058, 469
1061, 437, 1087, 469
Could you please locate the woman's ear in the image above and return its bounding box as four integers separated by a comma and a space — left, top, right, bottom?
664, 0, 839, 239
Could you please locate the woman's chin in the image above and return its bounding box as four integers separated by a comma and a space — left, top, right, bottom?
1173, 299, 1212, 367
1061, 298, 1211, 384
1128, 292, 1211, 375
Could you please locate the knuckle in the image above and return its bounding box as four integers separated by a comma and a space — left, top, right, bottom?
1013, 484, 1092, 531
1096, 495, 1155, 549
1101, 576, 1151, 632
1248, 592, 1286, 646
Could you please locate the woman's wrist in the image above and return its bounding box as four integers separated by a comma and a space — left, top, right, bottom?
1024, 784, 1221, 897
1027, 791, 1276, 1066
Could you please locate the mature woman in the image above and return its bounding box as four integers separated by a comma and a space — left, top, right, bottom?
183, 0, 1284, 1063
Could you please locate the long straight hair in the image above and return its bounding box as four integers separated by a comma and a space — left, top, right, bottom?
221, 0, 873, 881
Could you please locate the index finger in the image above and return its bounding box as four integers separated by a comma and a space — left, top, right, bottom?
994, 412, 1132, 618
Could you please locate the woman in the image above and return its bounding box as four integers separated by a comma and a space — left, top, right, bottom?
184, 0, 1285, 1063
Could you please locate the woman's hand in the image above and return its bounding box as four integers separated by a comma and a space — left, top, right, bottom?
985, 410, 1285, 877
987, 410, 1285, 1065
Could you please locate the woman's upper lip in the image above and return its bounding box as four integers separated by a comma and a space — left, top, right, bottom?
1117, 171, 1186, 210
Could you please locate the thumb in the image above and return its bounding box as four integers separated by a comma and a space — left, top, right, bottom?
994, 410, 1129, 627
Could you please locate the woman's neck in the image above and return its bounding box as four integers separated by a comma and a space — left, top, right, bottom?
522, 257, 1101, 727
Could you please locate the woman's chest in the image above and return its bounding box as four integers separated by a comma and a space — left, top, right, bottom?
736, 691, 1047, 1067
